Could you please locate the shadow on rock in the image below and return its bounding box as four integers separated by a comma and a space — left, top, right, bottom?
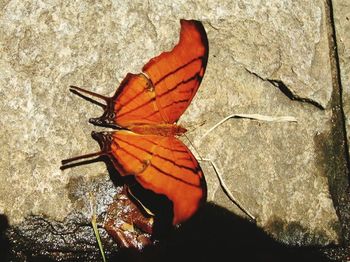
0, 214, 10, 261
110, 203, 331, 262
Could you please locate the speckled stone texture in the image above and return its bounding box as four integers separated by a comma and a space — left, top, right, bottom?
0, 0, 348, 259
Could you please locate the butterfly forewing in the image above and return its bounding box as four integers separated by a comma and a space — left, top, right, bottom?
142, 19, 209, 124
112, 20, 208, 128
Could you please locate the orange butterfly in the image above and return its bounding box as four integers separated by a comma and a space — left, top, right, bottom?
61, 19, 209, 226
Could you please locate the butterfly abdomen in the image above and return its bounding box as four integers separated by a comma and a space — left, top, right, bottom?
128, 123, 187, 136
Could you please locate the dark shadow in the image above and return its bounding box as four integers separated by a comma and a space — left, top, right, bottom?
109, 203, 332, 262
102, 155, 126, 188
126, 178, 174, 240
0, 214, 10, 261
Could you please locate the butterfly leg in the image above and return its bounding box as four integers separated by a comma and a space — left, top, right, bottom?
103, 187, 154, 250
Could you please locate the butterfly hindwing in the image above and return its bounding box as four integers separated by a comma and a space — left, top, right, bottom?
107, 130, 206, 225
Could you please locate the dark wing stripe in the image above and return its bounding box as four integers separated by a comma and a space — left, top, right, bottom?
112, 140, 145, 163
157, 73, 199, 99
131, 136, 189, 153
154, 59, 205, 123
112, 20, 209, 128
117, 135, 186, 156
144, 111, 160, 119
157, 79, 199, 110
153, 153, 201, 173
117, 66, 200, 120
142, 109, 163, 120
153, 56, 203, 87
161, 99, 189, 110
148, 163, 202, 188
117, 96, 156, 118
111, 142, 146, 176
115, 88, 147, 114
177, 155, 193, 161
117, 136, 200, 173
115, 137, 202, 187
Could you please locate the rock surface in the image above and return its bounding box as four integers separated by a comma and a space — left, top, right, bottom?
331, 1, 350, 260
333, 1, 350, 158
0, 0, 349, 260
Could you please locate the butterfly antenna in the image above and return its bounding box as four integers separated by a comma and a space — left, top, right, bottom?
61, 151, 105, 165
70, 86, 110, 102
60, 151, 107, 170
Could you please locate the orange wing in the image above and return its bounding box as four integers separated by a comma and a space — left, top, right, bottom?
142, 19, 209, 124
88, 19, 208, 128
100, 130, 206, 225
110, 73, 165, 126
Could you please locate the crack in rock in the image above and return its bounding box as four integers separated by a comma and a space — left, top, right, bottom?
245, 68, 324, 110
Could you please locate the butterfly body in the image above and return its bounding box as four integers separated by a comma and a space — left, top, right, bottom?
127, 123, 187, 136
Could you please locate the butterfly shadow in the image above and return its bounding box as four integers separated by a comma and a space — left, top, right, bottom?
109, 203, 332, 262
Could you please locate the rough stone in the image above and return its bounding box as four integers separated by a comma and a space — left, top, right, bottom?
333, 1, 350, 159
331, 0, 350, 258
181, 63, 339, 245
0, 0, 345, 258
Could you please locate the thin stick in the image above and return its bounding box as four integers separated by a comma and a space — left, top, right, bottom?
183, 135, 256, 222
61, 151, 105, 165
201, 158, 256, 221
201, 113, 297, 140
90, 193, 107, 262
70, 85, 109, 101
